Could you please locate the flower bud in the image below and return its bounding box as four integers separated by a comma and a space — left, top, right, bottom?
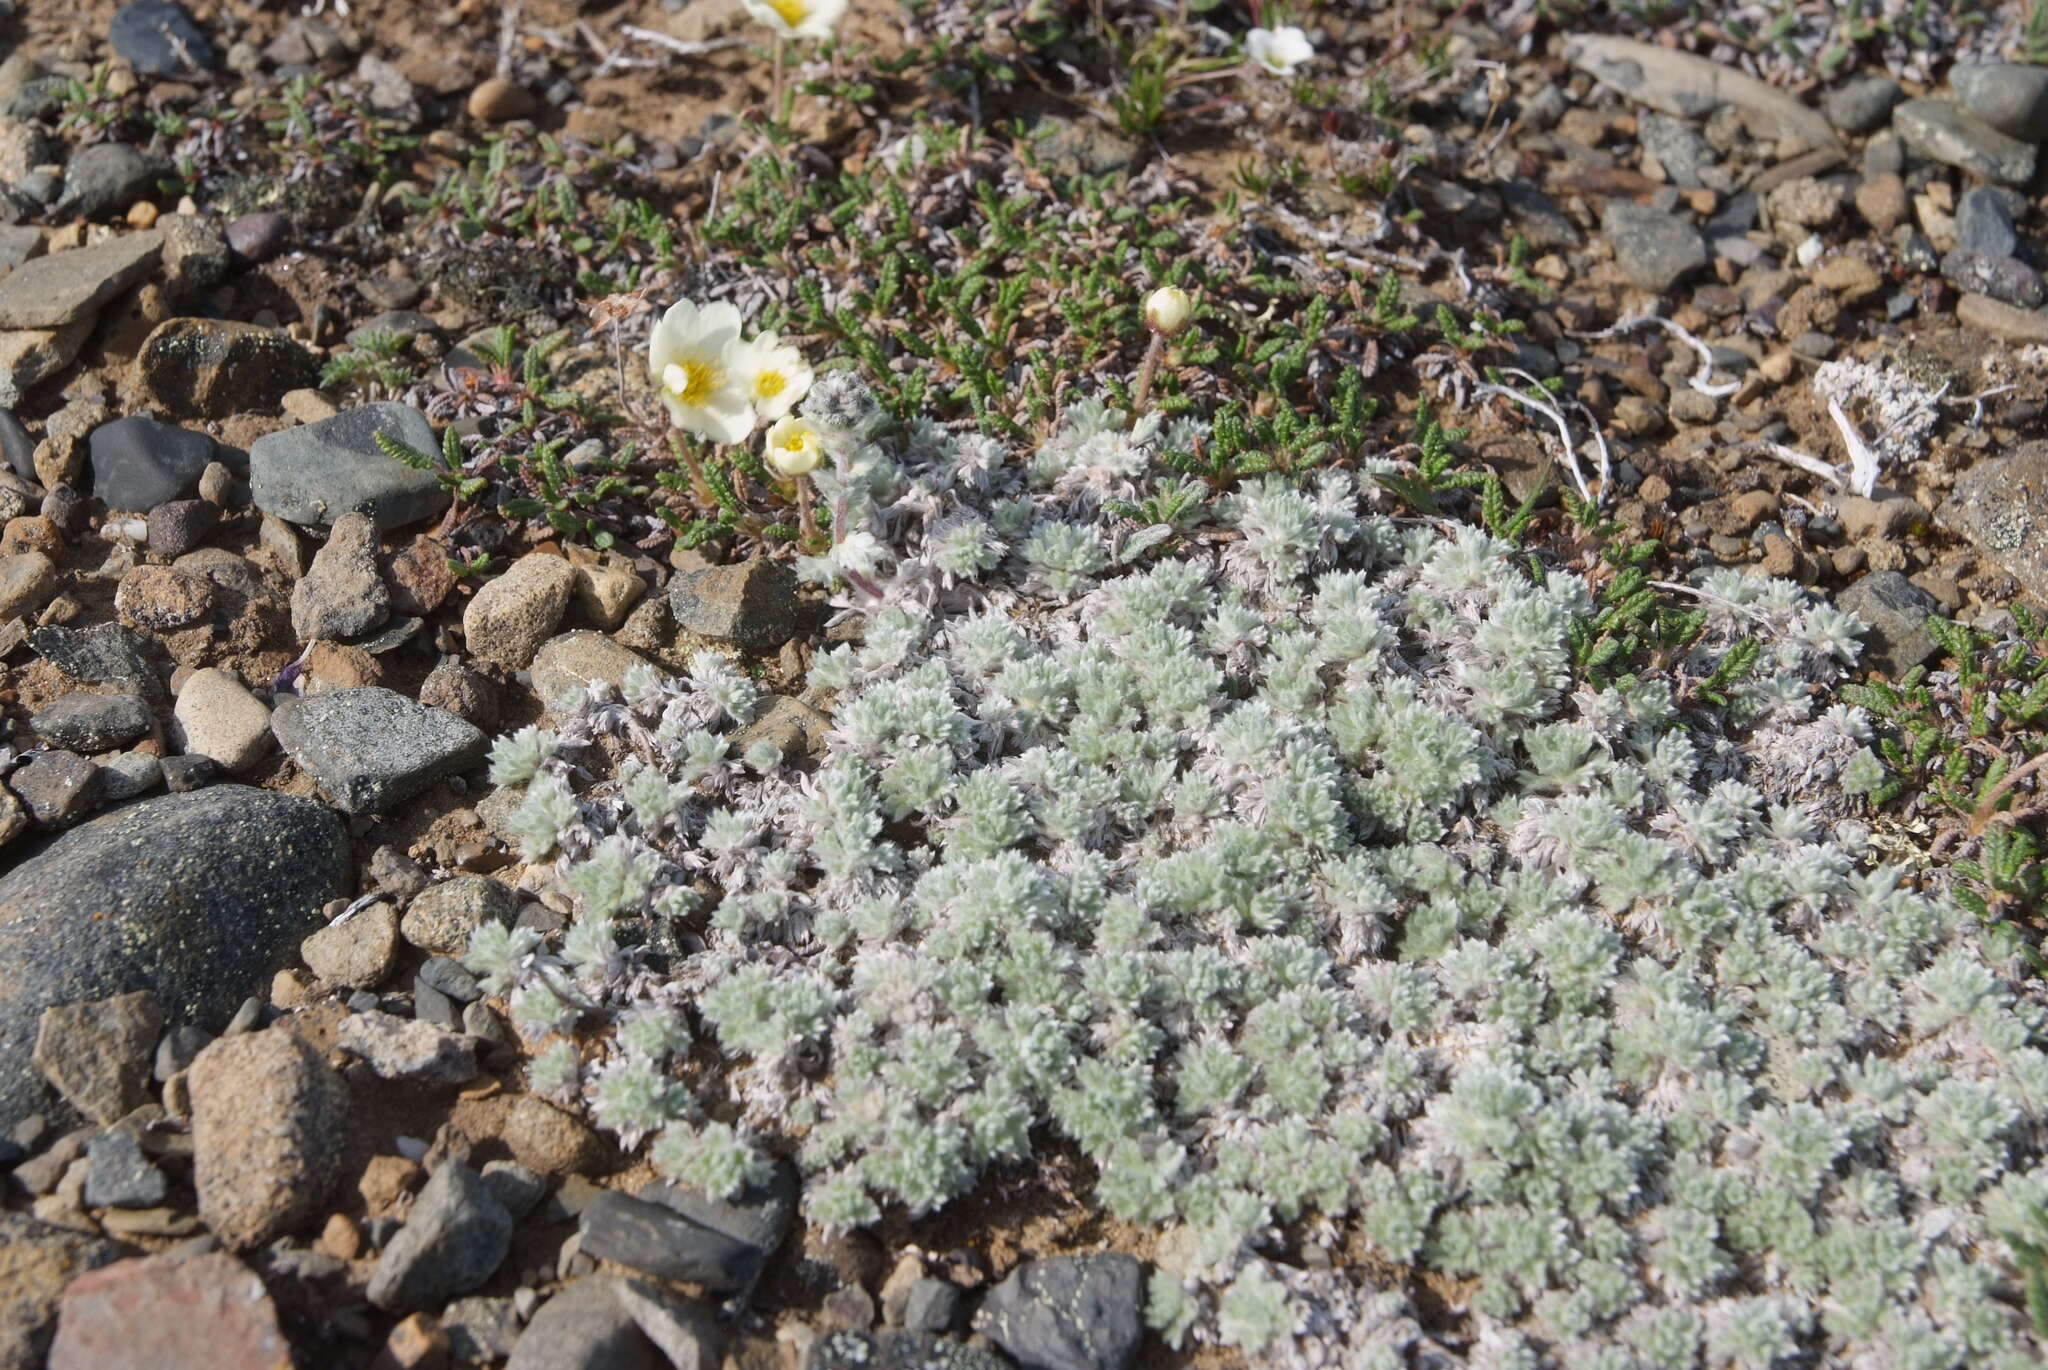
1144, 285, 1192, 337
765, 415, 824, 477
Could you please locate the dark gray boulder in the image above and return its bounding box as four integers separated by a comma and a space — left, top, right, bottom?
0, 786, 349, 1130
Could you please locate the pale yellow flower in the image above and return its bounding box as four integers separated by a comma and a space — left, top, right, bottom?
741, 0, 847, 40
649, 299, 754, 445
1144, 286, 1192, 336
729, 331, 814, 422
764, 415, 825, 477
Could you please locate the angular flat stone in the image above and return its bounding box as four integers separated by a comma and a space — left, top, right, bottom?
1937, 440, 2048, 604
505, 1278, 663, 1370
0, 232, 163, 331
48, 1252, 289, 1370
530, 631, 657, 713
337, 1010, 476, 1084
1893, 98, 2036, 184
577, 1191, 763, 1294
29, 623, 167, 699
88, 415, 219, 512
0, 315, 96, 411
271, 687, 486, 814
973, 1253, 1143, 1370
366, 1163, 512, 1313
0, 787, 348, 1131
249, 402, 449, 530
667, 558, 798, 651
31, 693, 151, 754
32, 991, 160, 1127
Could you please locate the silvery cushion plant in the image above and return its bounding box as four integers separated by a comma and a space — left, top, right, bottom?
468, 375, 2047, 1366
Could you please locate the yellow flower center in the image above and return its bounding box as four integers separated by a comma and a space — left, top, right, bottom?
773, 428, 812, 456
664, 359, 722, 406
754, 369, 787, 401
767, 0, 809, 25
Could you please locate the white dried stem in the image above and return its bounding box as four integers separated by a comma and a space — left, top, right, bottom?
1568, 314, 1740, 397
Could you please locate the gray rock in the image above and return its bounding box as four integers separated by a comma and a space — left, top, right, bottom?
83, 1128, 165, 1208
506, 1278, 664, 1370
0, 787, 348, 1131
903, 1279, 963, 1334
577, 1191, 764, 1293
443, 1297, 523, 1365
1824, 75, 1903, 134
411, 978, 458, 1029
300, 901, 398, 990
974, 1253, 1144, 1370
250, 402, 448, 530
480, 1160, 547, 1222
29, 624, 165, 698
31, 693, 150, 754
109, 1, 217, 77
1893, 98, 2037, 184
1837, 570, 1942, 677
95, 752, 160, 803
347, 310, 436, 345
1638, 115, 1724, 190
667, 558, 799, 652
87, 415, 217, 512
0, 409, 32, 483
530, 631, 657, 713
270, 687, 486, 814
1601, 200, 1708, 292
292, 511, 389, 642
0, 232, 162, 331
418, 955, 482, 1003
1940, 249, 2045, 309
53, 144, 156, 223
401, 875, 518, 955
11, 752, 102, 827
188, 1027, 348, 1250
806, 1331, 1010, 1370
1956, 185, 2020, 260
152, 1023, 210, 1082
642, 1159, 797, 1272
337, 1010, 476, 1084
613, 1280, 724, 1370
1937, 439, 2048, 603
1952, 62, 2048, 142
0, 1212, 124, 1370
366, 1162, 512, 1312
32, 991, 159, 1126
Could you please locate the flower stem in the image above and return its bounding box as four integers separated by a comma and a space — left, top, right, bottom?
1131, 331, 1166, 422
797, 473, 818, 547
772, 38, 786, 127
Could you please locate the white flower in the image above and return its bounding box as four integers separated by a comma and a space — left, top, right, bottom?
1144, 286, 1192, 336
730, 331, 814, 421
741, 0, 846, 40
649, 299, 754, 445
1246, 25, 1314, 77
765, 415, 826, 477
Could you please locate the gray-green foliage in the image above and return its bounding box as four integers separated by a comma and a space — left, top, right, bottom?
467, 391, 2046, 1366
